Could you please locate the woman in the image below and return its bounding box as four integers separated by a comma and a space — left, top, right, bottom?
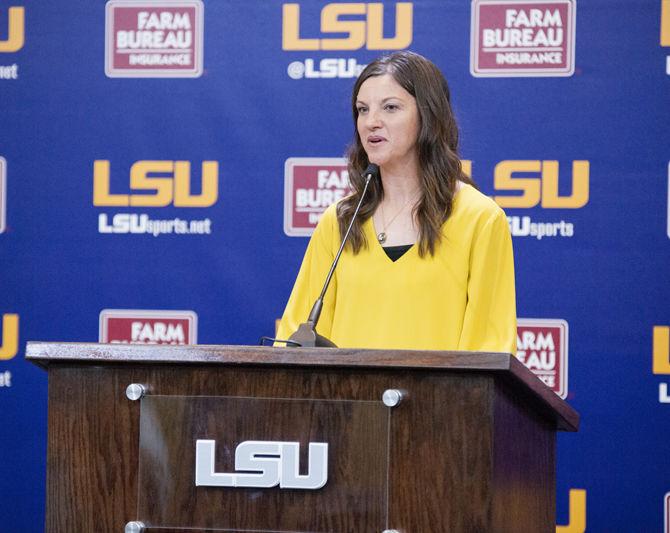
277, 51, 516, 353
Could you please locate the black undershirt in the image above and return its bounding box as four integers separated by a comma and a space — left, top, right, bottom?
383, 244, 413, 262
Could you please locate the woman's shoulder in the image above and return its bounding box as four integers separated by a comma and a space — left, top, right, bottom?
310, 202, 340, 244
453, 182, 507, 221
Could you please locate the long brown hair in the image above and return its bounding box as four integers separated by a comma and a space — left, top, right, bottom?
337, 51, 476, 257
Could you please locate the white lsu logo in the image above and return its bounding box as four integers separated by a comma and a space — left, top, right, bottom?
195, 440, 328, 490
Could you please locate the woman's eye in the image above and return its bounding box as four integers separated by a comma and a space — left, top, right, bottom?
385, 104, 399, 111
357, 107, 368, 114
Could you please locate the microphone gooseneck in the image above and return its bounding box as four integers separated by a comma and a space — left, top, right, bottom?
288, 163, 379, 348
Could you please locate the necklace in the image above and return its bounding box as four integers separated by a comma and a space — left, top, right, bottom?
376, 195, 418, 244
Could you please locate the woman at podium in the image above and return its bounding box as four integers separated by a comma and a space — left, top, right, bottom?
277, 51, 516, 354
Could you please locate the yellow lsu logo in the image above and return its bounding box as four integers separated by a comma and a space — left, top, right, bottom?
556, 489, 586, 533
462, 160, 589, 209
93, 160, 219, 208
282, 2, 413, 51
662, 0, 670, 46
0, 7, 24, 53
0, 313, 19, 360
653, 326, 670, 374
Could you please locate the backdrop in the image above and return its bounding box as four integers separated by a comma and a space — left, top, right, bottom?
1, 0, 669, 531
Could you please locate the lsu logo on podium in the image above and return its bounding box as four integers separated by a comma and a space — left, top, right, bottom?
0, 6, 24, 53
93, 160, 219, 207
284, 157, 352, 236
0, 313, 19, 361
283, 2, 412, 79
517, 319, 568, 398
105, 0, 204, 78
653, 325, 670, 404
99, 309, 197, 344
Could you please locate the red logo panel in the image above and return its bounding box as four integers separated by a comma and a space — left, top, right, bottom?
99, 309, 198, 344
471, 0, 575, 77
517, 318, 568, 398
105, 0, 204, 78
284, 158, 352, 236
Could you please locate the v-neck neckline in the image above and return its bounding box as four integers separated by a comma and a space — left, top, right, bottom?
366, 217, 416, 265
364, 182, 468, 264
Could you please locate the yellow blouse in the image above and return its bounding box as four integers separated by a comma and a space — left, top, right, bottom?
277, 184, 517, 353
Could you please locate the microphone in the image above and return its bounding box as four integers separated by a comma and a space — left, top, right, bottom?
287, 163, 379, 348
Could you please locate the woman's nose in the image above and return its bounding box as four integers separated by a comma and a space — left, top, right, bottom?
364, 109, 382, 129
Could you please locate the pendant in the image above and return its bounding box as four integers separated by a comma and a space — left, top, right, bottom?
377, 232, 387, 244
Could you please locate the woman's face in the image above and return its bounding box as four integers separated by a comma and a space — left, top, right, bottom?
356, 73, 420, 171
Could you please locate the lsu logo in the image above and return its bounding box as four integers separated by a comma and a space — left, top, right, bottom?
93, 160, 218, 207
653, 326, 670, 403
99, 309, 197, 344
556, 489, 586, 533
0, 6, 24, 53
284, 157, 352, 236
492, 160, 589, 209
517, 319, 568, 398
0, 314, 19, 361
0, 156, 6, 233
196, 440, 328, 490
282, 2, 412, 51
662, 0, 670, 46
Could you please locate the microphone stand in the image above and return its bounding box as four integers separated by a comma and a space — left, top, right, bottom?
288, 165, 377, 348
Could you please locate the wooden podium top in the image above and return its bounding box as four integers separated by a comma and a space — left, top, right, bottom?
26, 342, 579, 431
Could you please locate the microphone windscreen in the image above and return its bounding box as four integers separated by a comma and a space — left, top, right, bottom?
363, 163, 379, 179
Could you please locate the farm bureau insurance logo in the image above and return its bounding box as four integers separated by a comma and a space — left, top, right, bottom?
284, 157, 352, 236
470, 0, 575, 77
100, 309, 197, 344
0, 157, 6, 233
491, 160, 589, 239
105, 0, 204, 78
0, 6, 23, 80
283, 2, 412, 80
517, 319, 568, 398
93, 160, 218, 236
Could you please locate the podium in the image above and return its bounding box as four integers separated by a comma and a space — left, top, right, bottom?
27, 342, 578, 533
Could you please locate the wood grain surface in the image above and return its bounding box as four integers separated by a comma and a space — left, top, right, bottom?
27, 342, 578, 432
33, 344, 576, 532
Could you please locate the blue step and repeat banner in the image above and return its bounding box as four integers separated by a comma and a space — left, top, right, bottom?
1, 0, 669, 531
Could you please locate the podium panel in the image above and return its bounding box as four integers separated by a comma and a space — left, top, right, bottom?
138, 395, 389, 531
27, 343, 578, 532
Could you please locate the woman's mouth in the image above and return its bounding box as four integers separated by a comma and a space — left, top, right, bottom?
367, 135, 386, 146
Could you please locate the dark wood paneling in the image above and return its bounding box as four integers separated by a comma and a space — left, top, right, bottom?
28, 342, 579, 432
37, 345, 577, 532
491, 381, 556, 533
